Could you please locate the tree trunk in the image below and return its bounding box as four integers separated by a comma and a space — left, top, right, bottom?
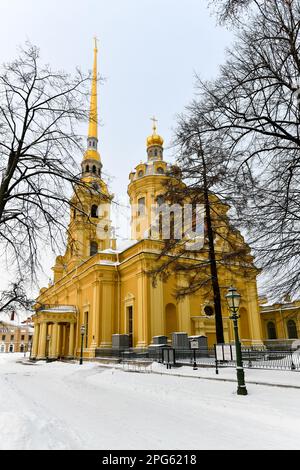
201, 151, 225, 344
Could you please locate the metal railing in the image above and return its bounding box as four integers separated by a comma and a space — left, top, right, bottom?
35, 304, 77, 313
95, 346, 300, 372
237, 348, 300, 371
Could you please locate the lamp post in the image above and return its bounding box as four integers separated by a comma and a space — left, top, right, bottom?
79, 324, 85, 365
225, 286, 248, 396
46, 335, 51, 362
29, 341, 32, 359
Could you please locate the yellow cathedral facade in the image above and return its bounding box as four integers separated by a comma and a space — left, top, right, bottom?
31, 43, 264, 360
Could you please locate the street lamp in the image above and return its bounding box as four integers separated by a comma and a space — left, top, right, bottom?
79, 324, 86, 365
225, 286, 248, 396
46, 335, 51, 362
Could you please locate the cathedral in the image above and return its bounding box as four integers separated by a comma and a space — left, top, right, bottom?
31, 43, 264, 360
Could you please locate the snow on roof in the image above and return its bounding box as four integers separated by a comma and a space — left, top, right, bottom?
39, 305, 77, 313
0, 320, 34, 331
98, 260, 120, 266
99, 239, 138, 255
117, 239, 138, 252
0, 319, 21, 327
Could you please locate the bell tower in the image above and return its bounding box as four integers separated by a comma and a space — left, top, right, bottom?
81, 38, 102, 180
128, 118, 169, 240
53, 40, 113, 281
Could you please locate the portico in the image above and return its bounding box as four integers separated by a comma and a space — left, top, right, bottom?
31, 306, 77, 360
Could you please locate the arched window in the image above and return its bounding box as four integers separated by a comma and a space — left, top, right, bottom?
170, 212, 177, 240
138, 170, 144, 178
20, 344, 24, 353
287, 319, 298, 339
98, 168, 101, 176
154, 149, 158, 157
92, 165, 96, 174
91, 205, 98, 218
90, 241, 98, 256
267, 321, 277, 340
86, 165, 90, 173
159, 213, 163, 239
157, 167, 164, 174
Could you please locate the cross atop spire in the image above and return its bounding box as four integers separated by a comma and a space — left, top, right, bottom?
150, 116, 158, 135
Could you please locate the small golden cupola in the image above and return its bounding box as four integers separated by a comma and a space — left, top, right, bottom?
146, 117, 164, 161
81, 38, 102, 180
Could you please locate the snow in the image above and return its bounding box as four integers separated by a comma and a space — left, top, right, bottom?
150, 362, 300, 388
39, 306, 76, 313
98, 260, 120, 266
117, 238, 138, 252
0, 354, 300, 450
98, 239, 138, 255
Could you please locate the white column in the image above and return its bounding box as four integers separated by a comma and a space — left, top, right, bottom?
50, 323, 58, 358
37, 322, 47, 359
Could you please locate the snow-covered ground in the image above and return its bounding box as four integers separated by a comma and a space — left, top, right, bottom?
0, 354, 300, 450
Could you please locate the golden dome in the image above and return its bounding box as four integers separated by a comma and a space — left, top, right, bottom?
146, 133, 164, 148
147, 117, 164, 148
83, 148, 101, 162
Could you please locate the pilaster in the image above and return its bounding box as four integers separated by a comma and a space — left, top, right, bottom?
136, 272, 147, 348
150, 277, 164, 339
90, 278, 101, 351
37, 322, 47, 359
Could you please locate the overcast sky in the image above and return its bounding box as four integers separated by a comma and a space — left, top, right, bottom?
0, 0, 233, 298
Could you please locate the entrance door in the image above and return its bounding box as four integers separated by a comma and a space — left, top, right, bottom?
165, 303, 177, 339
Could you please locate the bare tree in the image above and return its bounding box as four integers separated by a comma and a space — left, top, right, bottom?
209, 0, 253, 24
0, 42, 93, 280
196, 0, 300, 298
0, 278, 32, 316
150, 113, 253, 344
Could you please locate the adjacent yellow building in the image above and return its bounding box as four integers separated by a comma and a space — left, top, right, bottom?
32, 44, 271, 360
259, 297, 300, 347
0, 319, 33, 354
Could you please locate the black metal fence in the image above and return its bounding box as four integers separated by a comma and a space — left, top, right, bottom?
223, 348, 300, 371
95, 345, 300, 372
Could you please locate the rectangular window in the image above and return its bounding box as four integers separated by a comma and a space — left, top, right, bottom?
138, 197, 145, 216
1, 335, 5, 341
21, 335, 25, 341
10, 335, 14, 341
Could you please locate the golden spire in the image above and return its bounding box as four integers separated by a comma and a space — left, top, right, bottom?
88, 37, 98, 140
83, 38, 101, 162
